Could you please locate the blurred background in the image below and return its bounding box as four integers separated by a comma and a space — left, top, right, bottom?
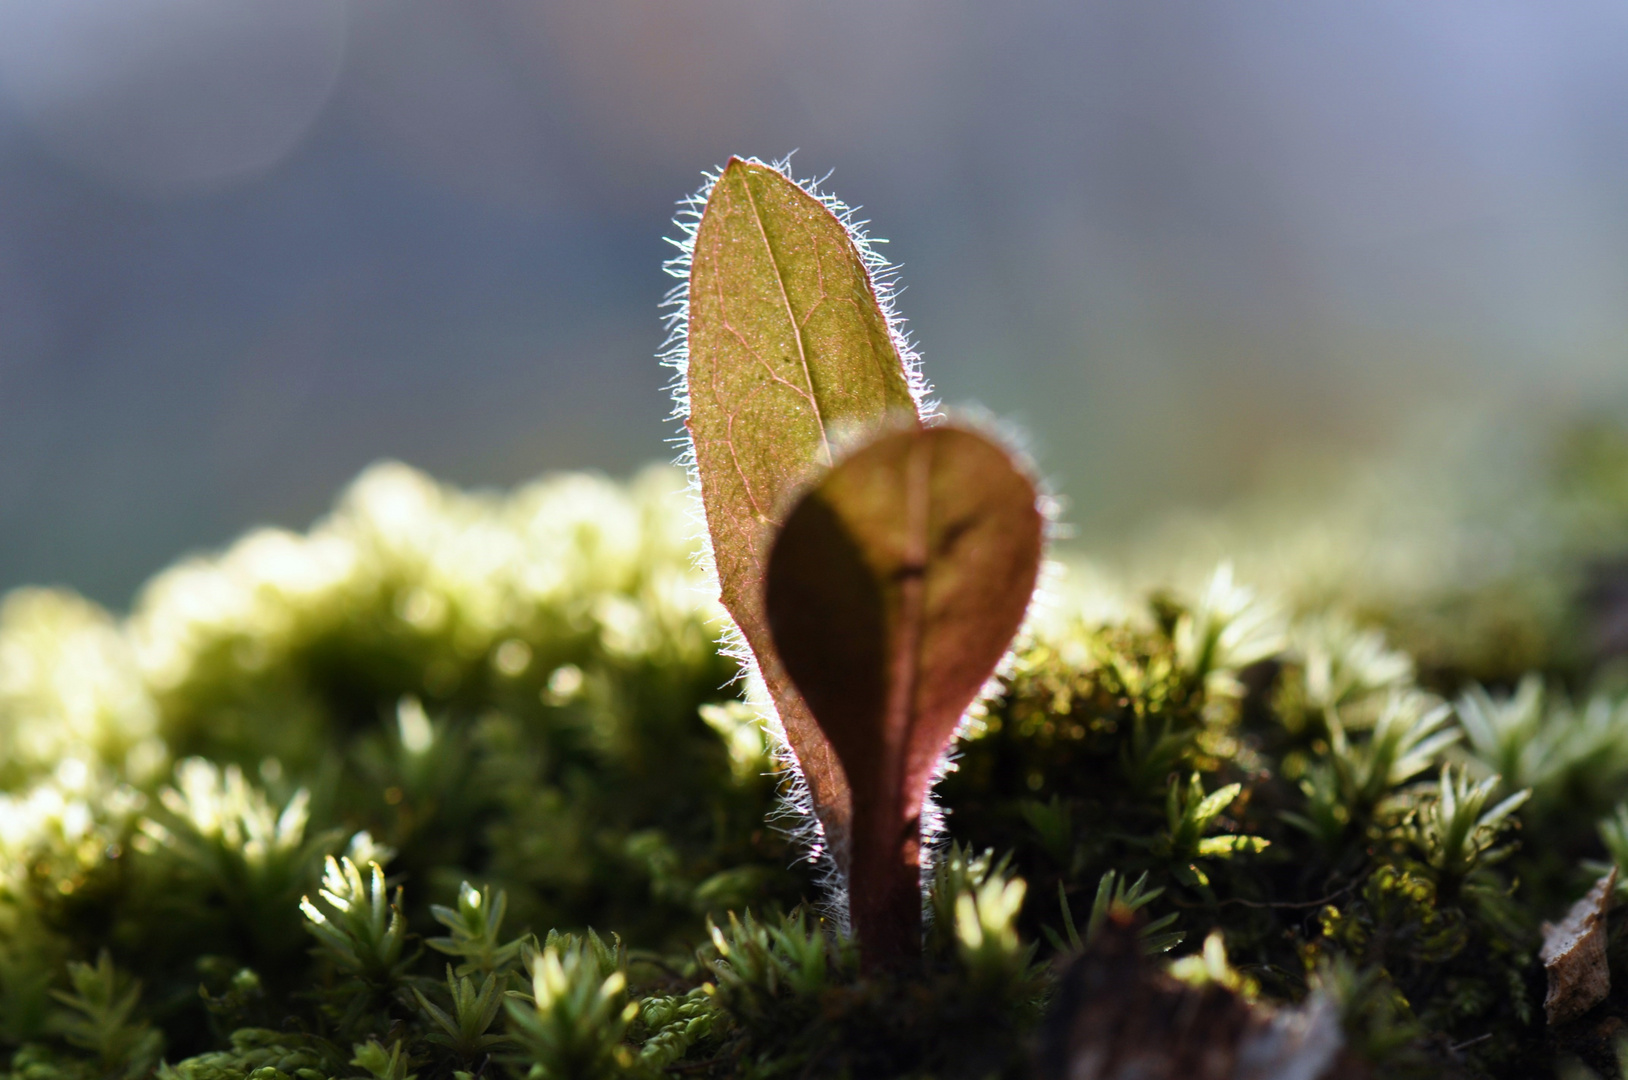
4, 0, 1628, 607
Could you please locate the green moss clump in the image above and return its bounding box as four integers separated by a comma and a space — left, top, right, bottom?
0, 426, 1625, 1079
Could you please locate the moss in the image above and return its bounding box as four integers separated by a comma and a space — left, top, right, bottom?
0, 433, 1622, 1078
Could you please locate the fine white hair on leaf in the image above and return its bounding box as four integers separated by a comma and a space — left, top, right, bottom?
659, 154, 937, 499
660, 156, 1033, 931
660, 153, 940, 927
750, 673, 852, 935
914, 413, 1064, 919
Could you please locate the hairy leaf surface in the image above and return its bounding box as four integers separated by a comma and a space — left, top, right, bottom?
686, 157, 920, 855
765, 425, 1043, 962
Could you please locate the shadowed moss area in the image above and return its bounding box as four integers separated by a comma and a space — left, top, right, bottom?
0, 424, 1626, 1080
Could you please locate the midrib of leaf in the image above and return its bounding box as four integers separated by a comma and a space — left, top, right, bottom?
882, 432, 932, 805
738, 171, 833, 468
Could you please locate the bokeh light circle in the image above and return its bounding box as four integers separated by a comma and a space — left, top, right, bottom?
0, 0, 347, 195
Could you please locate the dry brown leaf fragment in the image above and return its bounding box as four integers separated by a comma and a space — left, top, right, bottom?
1541, 866, 1617, 1025
1036, 918, 1358, 1080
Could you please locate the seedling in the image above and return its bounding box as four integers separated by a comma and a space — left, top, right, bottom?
674, 158, 1043, 964
670, 157, 929, 866
7, 150, 1600, 1080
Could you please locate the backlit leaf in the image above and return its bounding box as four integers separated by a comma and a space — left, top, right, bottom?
683, 158, 921, 857
765, 425, 1043, 963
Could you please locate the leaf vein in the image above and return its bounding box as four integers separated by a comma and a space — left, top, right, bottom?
740, 173, 832, 466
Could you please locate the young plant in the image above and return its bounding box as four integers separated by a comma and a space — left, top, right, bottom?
299, 856, 413, 986
350, 1039, 416, 1080
427, 882, 523, 977
1075, 870, 1182, 955
47, 952, 163, 1080
504, 941, 638, 1080
671, 157, 928, 864
765, 425, 1043, 965
671, 157, 1044, 966
1284, 692, 1460, 848
139, 758, 339, 965
411, 966, 508, 1059
1406, 766, 1529, 889
1455, 675, 1548, 795
703, 909, 840, 1033
1155, 774, 1269, 866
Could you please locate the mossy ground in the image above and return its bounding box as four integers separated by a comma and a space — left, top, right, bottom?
1, 420, 1627, 1079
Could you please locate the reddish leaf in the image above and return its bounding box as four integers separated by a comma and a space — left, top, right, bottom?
683, 158, 921, 860
765, 424, 1043, 964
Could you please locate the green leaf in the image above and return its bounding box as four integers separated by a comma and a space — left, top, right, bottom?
1192, 782, 1242, 826
764, 424, 1043, 964
683, 157, 922, 857
1195, 835, 1271, 856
